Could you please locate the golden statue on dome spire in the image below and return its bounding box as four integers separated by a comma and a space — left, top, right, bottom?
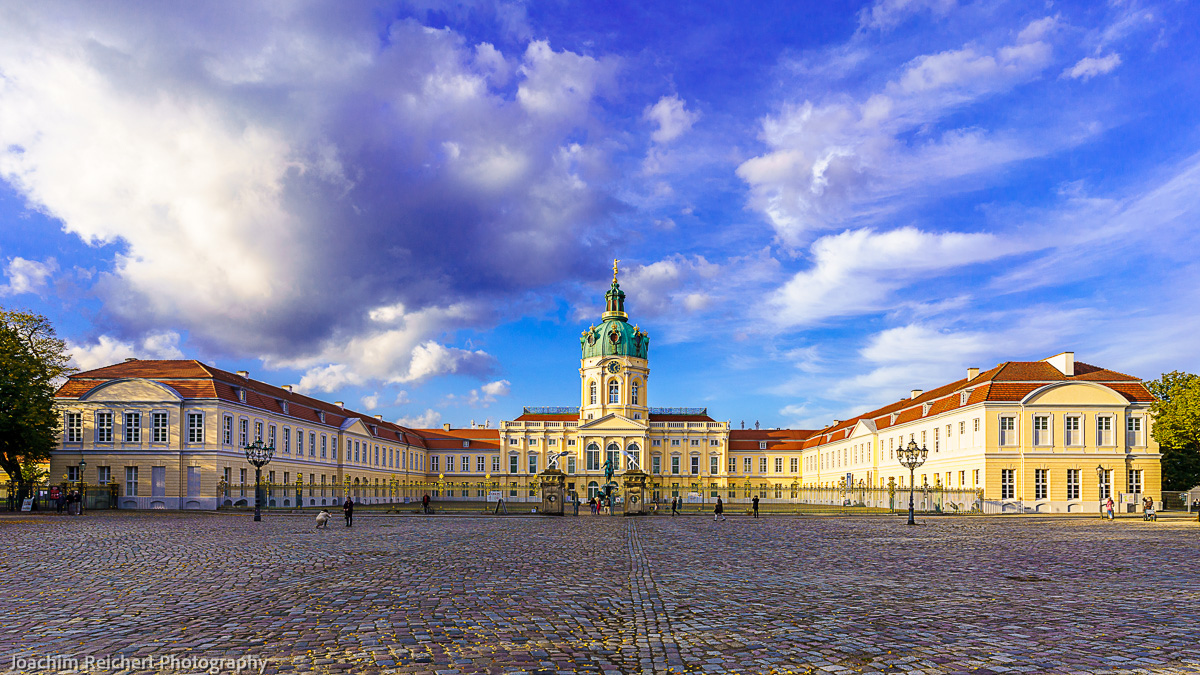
612, 258, 620, 283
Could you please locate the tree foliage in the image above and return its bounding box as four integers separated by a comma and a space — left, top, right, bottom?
0, 308, 74, 500
1147, 370, 1200, 492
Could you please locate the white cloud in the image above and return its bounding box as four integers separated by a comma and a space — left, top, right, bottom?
0, 257, 57, 296
769, 226, 1027, 327
738, 18, 1061, 245
644, 95, 699, 144
360, 393, 381, 411
858, 0, 956, 31
67, 331, 185, 372
1063, 53, 1122, 81
0, 4, 619, 377
466, 379, 510, 407
395, 409, 441, 429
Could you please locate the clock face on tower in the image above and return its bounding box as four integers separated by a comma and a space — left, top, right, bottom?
606, 361, 621, 374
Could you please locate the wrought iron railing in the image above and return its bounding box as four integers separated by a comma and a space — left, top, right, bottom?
649, 407, 707, 416
522, 406, 580, 415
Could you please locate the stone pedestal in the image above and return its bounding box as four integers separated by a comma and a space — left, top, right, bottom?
539, 469, 566, 516
622, 470, 650, 516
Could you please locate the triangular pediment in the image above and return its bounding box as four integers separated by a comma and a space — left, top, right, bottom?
340, 417, 372, 436
578, 413, 648, 432
850, 419, 877, 437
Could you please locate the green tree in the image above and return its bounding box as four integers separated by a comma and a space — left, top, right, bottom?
0, 309, 75, 505
1147, 371, 1200, 492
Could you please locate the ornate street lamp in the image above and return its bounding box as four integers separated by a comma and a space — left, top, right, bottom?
78, 459, 86, 515
897, 439, 928, 526
244, 440, 275, 522
1096, 464, 1106, 517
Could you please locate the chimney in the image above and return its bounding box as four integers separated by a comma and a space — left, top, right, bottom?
443, 423, 451, 431
966, 368, 979, 381
832, 420, 840, 427
374, 414, 382, 421
1045, 351, 1075, 376
282, 385, 293, 393
335, 401, 344, 408
236, 370, 249, 379
910, 389, 923, 399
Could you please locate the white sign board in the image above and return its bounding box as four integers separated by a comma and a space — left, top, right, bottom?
685, 492, 702, 504
487, 490, 503, 502
20, 498, 33, 512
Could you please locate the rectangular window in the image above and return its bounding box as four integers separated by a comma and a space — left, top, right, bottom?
268, 425, 276, 450
528, 455, 538, 474
1097, 416, 1114, 446
1001, 469, 1015, 499
958, 470, 965, 487
529, 438, 538, 446
690, 439, 700, 446
974, 418, 980, 432
68, 466, 80, 482
934, 427, 939, 452
509, 455, 518, 474
790, 457, 799, 473
729, 457, 737, 473
1099, 469, 1112, 499
973, 469, 979, 487
151, 410, 168, 441
1067, 469, 1080, 499
253, 420, 263, 443
1128, 469, 1143, 494
283, 427, 291, 454
186, 413, 204, 444
508, 437, 519, 445
548, 439, 556, 446
774, 457, 783, 473
690, 456, 699, 474
431, 456, 439, 472
567, 455, 577, 474
297, 430, 304, 456
671, 457, 680, 475
1033, 416, 1050, 446
98, 466, 111, 485
96, 411, 114, 443
492, 456, 500, 472
309, 434, 316, 457
477, 456, 485, 472
1126, 417, 1143, 447
651, 439, 661, 446
999, 417, 1016, 446
65, 412, 82, 443
759, 457, 768, 473
959, 421, 965, 436
150, 466, 166, 497
709, 439, 719, 446
671, 439, 680, 446
652, 456, 661, 474
1034, 469, 1048, 500
125, 466, 139, 497
710, 456, 718, 475
239, 418, 248, 446
223, 416, 233, 445
123, 411, 141, 443
461, 455, 469, 472
1064, 416, 1081, 446
744, 457, 752, 473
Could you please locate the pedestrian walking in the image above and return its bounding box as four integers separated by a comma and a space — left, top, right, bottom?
713, 496, 726, 522
422, 493, 431, 514
752, 495, 760, 518
1105, 496, 1115, 521
343, 497, 354, 527
494, 496, 508, 514
671, 496, 678, 516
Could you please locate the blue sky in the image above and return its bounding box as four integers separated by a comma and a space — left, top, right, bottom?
1, 0, 1198, 430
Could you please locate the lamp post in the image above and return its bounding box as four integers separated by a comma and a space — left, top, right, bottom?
897, 440, 928, 526
78, 459, 86, 515
244, 440, 275, 522
1096, 464, 1106, 518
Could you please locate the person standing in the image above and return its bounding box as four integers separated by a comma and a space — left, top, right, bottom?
55, 490, 66, 515
713, 496, 725, 522
671, 496, 678, 516
1105, 496, 1115, 521
752, 495, 760, 519
422, 493, 430, 514
343, 497, 354, 527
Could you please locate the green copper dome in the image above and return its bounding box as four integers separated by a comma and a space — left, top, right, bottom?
580, 277, 649, 359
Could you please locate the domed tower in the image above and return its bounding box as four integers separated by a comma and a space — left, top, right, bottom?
579, 260, 650, 421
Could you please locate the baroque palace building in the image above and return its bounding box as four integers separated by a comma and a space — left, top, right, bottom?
49, 267, 1161, 512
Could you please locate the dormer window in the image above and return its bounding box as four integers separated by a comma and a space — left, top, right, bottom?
236, 388, 246, 403
960, 390, 971, 405
370, 425, 377, 435
317, 411, 325, 423
890, 413, 898, 424
922, 403, 931, 416
759, 441, 767, 450
462, 440, 470, 448
281, 401, 289, 415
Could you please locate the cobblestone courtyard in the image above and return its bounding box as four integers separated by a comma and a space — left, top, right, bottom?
1, 512, 1197, 675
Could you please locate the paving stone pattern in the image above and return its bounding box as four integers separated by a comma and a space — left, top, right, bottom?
0, 512, 1197, 675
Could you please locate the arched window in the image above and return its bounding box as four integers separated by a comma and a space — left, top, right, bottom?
609, 379, 620, 404
589, 381, 597, 405
631, 380, 640, 405
626, 443, 640, 470
606, 442, 621, 471
588, 481, 599, 499
586, 443, 601, 470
